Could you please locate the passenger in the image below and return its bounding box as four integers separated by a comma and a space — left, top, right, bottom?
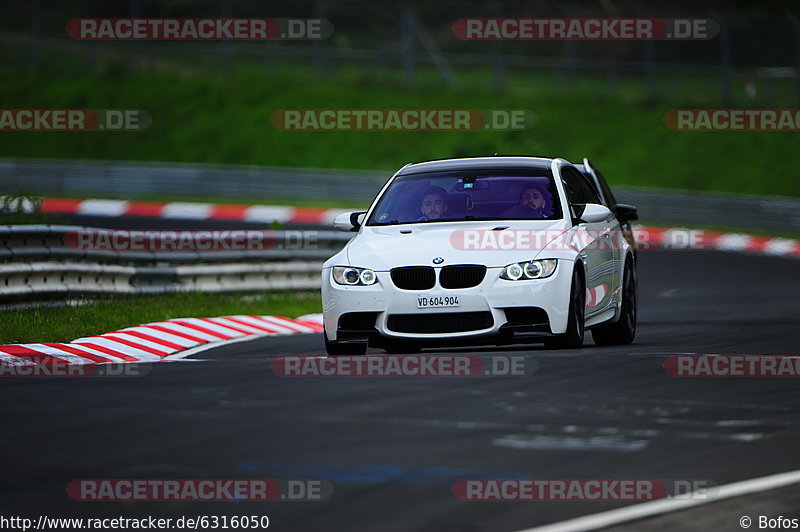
501, 183, 554, 219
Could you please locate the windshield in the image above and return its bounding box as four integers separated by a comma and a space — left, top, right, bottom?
366, 169, 562, 226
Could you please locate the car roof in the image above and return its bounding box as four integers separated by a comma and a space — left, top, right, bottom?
397, 156, 555, 175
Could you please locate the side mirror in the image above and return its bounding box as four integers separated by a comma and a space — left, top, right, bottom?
614, 204, 638, 223
333, 211, 366, 232
577, 203, 612, 224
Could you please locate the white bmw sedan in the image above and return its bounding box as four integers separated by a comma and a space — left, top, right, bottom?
322, 156, 637, 355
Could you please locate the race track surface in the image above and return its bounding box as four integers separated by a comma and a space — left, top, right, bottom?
2, 250, 799, 531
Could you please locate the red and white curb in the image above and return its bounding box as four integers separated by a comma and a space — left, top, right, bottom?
18, 197, 800, 259
633, 226, 800, 258
38, 197, 348, 225
0, 313, 323, 367
586, 284, 607, 308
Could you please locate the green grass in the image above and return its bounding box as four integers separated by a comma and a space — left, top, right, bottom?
0, 291, 322, 344
2, 54, 800, 198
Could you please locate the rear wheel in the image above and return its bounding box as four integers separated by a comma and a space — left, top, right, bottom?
591, 260, 637, 346
324, 329, 367, 356
544, 267, 585, 349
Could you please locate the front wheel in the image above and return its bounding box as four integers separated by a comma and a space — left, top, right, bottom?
591, 260, 637, 346
544, 267, 585, 349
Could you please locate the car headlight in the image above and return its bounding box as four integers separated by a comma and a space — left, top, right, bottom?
332, 266, 378, 286
500, 259, 557, 280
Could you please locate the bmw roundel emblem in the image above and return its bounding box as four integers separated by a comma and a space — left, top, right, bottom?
432, 257, 444, 264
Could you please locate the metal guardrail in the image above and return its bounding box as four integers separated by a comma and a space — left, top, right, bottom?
2, 159, 799, 304
614, 186, 800, 234
0, 261, 323, 302
0, 225, 352, 263
2, 158, 799, 233
0, 224, 349, 302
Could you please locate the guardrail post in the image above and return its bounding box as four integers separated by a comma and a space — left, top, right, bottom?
786, 11, 800, 106
557, 2, 578, 92
402, 6, 417, 87
710, 9, 733, 106
128, 0, 140, 72
30, 0, 42, 66
314, 1, 327, 79
220, 0, 234, 73
488, 0, 506, 94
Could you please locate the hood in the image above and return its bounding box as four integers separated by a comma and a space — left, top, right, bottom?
345, 220, 571, 270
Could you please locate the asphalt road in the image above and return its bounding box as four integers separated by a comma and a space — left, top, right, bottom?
1, 250, 799, 531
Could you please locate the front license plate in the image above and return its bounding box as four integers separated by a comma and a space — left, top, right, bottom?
417, 295, 461, 309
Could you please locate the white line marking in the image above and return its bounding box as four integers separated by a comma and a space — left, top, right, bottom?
515, 468, 800, 532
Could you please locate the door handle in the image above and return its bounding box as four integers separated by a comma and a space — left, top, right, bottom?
602, 228, 611, 238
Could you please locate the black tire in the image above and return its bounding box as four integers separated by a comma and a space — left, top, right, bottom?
324, 330, 367, 356
544, 266, 585, 349
381, 339, 422, 354
591, 260, 637, 346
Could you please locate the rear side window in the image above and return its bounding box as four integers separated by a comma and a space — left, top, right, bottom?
561, 166, 601, 205
594, 168, 618, 207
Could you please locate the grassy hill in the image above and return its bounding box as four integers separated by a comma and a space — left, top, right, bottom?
2, 56, 798, 197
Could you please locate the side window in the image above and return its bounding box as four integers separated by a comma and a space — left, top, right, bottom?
561, 167, 601, 205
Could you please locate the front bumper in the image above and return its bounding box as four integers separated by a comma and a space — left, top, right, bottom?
321, 262, 574, 343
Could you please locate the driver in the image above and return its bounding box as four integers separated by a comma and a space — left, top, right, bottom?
418, 186, 449, 221
501, 182, 553, 219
